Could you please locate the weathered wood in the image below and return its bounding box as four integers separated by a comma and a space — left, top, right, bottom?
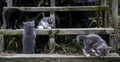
104, 0, 107, 5
101, 0, 107, 5
50, 0, 55, 28
112, 0, 119, 48
3, 6, 110, 12
49, 36, 55, 53
0, 35, 4, 52
0, 54, 119, 62
104, 11, 109, 27
0, 28, 114, 35
5, 0, 12, 7
50, 0, 56, 53
50, 0, 55, 7
3, 0, 13, 29
110, 34, 117, 50
2, 9, 6, 29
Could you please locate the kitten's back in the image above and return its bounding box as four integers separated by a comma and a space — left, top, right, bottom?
22, 21, 36, 54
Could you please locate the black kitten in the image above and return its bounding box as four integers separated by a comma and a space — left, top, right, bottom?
4, 8, 22, 29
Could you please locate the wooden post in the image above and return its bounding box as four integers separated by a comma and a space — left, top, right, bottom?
108, 11, 112, 27
104, 0, 109, 27
50, 0, 55, 28
49, 34, 55, 53
2, 9, 6, 29
100, 0, 107, 5
6, 0, 12, 7
101, 0, 109, 27
104, 10, 109, 27
0, 35, 4, 52
103, 0, 107, 5
110, 34, 116, 50
3, 0, 13, 28
49, 0, 55, 53
112, 0, 119, 49
1, 0, 13, 51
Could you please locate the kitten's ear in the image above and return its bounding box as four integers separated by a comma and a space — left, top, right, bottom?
23, 22, 26, 25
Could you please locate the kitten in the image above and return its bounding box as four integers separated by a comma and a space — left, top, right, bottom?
76, 34, 111, 57
22, 21, 36, 54
37, 17, 54, 29
4, 8, 22, 29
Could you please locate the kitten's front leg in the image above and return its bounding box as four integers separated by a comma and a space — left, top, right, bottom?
94, 49, 100, 56
83, 48, 90, 57
95, 52, 99, 56
91, 49, 95, 53
91, 49, 99, 56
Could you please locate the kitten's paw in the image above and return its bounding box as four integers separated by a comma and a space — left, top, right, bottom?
95, 54, 100, 57
91, 49, 95, 53
47, 27, 51, 29
85, 54, 90, 57
38, 26, 44, 29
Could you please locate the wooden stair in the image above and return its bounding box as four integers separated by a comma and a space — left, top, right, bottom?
0, 54, 119, 62
0, 28, 114, 35
4, 6, 110, 11
0, 1, 119, 62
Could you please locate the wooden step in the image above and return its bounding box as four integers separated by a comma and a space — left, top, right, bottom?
0, 28, 114, 35
0, 28, 115, 52
0, 54, 119, 62
4, 6, 110, 12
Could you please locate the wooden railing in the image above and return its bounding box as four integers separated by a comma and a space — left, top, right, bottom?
0, 28, 115, 52
0, 28, 114, 35
0, 0, 118, 53
4, 6, 110, 11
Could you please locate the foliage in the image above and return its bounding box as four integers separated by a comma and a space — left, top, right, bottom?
4, 35, 22, 53
55, 35, 82, 54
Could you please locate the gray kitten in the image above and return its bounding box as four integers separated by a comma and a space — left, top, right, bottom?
76, 34, 111, 57
22, 21, 36, 54
37, 17, 54, 29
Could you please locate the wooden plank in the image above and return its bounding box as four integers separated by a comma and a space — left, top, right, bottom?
50, 0, 55, 6
101, 0, 107, 5
5, 0, 12, 7
110, 34, 117, 50
0, 28, 114, 35
103, 10, 109, 27
0, 35, 4, 52
0, 54, 120, 62
50, 0, 55, 28
3, 6, 110, 12
112, 0, 119, 48
50, 0, 56, 53
3, 0, 13, 29
104, 0, 107, 5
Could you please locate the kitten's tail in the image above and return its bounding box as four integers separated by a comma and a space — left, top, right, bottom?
76, 35, 86, 43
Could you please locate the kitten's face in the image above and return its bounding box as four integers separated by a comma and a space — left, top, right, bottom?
98, 48, 108, 56
23, 21, 35, 28
97, 47, 111, 56
47, 17, 54, 25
